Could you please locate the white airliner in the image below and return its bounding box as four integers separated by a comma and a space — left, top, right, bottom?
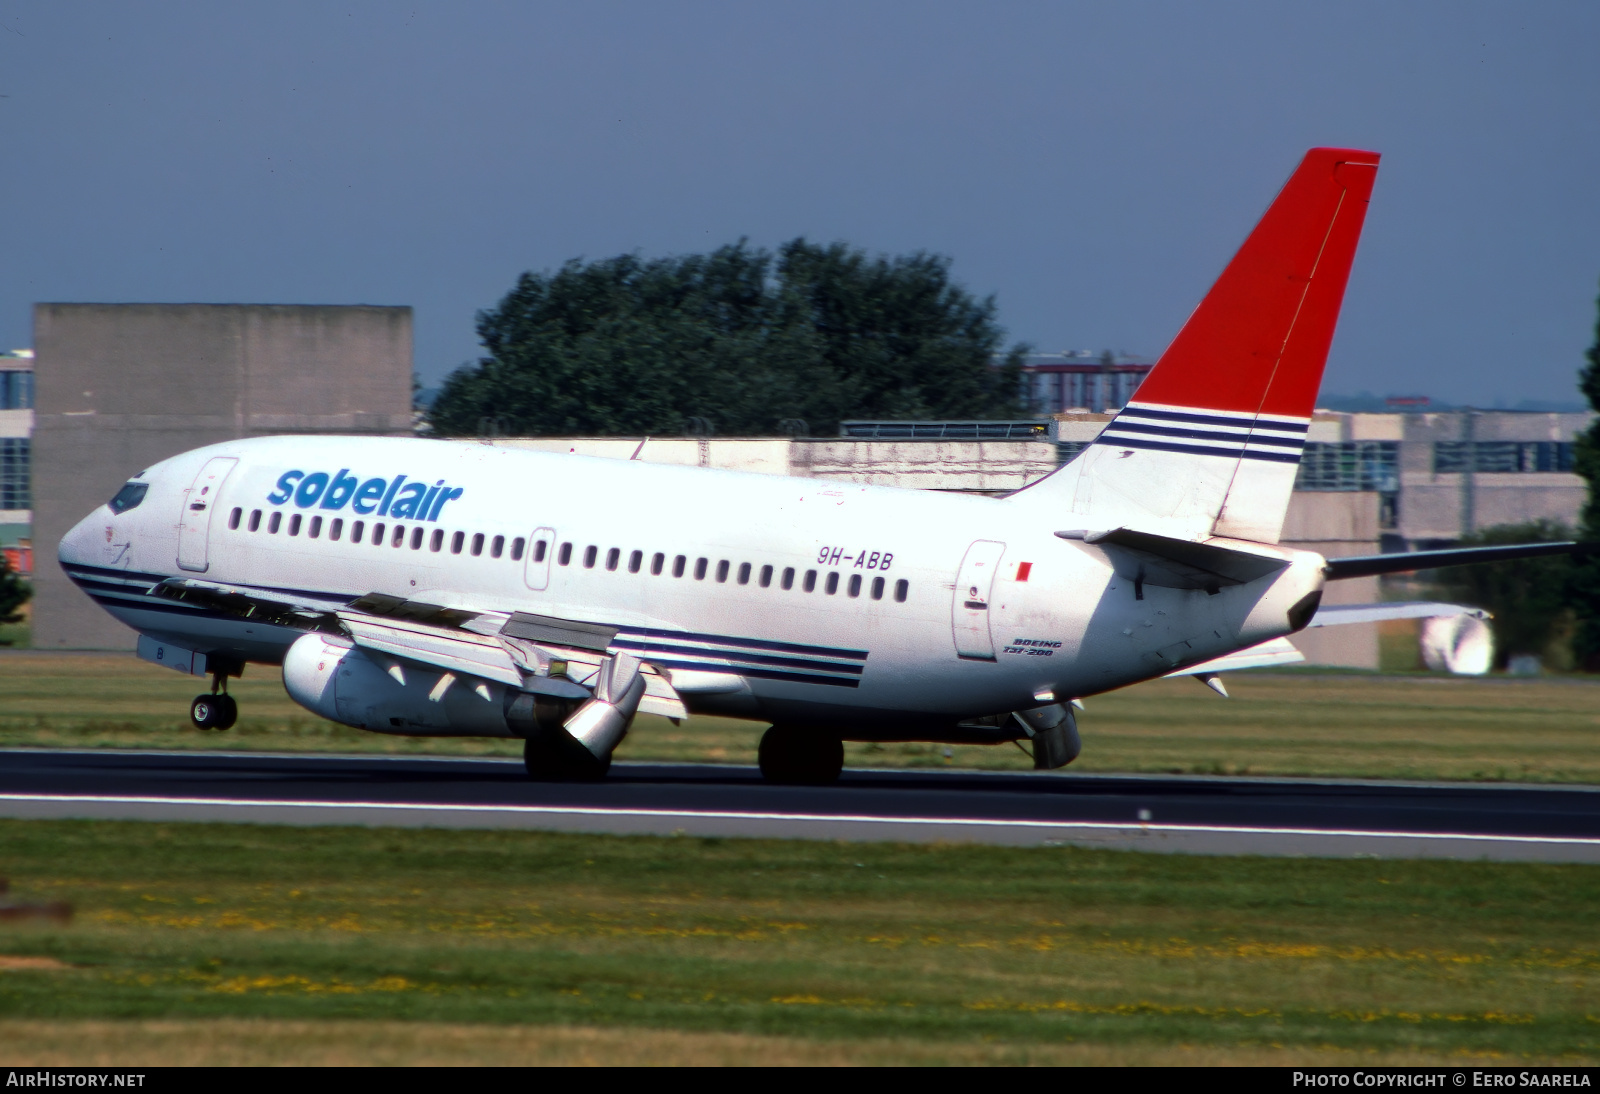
56, 148, 1584, 784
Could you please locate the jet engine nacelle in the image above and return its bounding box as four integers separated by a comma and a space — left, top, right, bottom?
281, 633, 576, 738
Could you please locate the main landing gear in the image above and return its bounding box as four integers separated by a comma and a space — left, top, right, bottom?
523, 735, 612, 782
758, 725, 844, 785
190, 673, 237, 731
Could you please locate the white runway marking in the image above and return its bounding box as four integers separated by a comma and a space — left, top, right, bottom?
3, 791, 1600, 861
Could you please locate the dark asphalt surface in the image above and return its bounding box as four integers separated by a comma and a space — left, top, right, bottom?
2, 748, 1598, 840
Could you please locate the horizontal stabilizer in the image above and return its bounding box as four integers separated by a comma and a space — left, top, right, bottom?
1324, 542, 1591, 581
1056, 528, 1288, 591
1166, 637, 1305, 677
1307, 602, 1489, 627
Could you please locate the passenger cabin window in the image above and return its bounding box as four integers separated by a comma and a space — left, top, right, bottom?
430, 529, 443, 552
871, 576, 884, 600
392, 525, 405, 547
606, 547, 620, 571
847, 573, 861, 598
330, 518, 343, 541
492, 535, 505, 559
451, 531, 464, 555
583, 545, 598, 569
228, 507, 242, 530
308, 516, 322, 538
557, 542, 571, 566
715, 560, 729, 583
672, 554, 686, 577
532, 540, 546, 562
410, 527, 424, 550
803, 569, 816, 592
825, 572, 839, 595
371, 522, 385, 545
288, 514, 302, 536
694, 557, 708, 580
651, 552, 664, 575
782, 567, 795, 590
268, 512, 282, 534
737, 562, 751, 585
894, 579, 909, 602
628, 550, 642, 574
511, 537, 525, 560
759, 564, 772, 588
248, 510, 262, 532
108, 482, 148, 515
351, 520, 364, 542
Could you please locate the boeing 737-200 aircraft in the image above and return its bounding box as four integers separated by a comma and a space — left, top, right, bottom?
57, 148, 1588, 784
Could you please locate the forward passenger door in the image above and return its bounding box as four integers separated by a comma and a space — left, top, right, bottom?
176, 457, 238, 573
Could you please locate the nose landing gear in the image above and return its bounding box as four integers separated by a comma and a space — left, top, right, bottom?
190, 674, 237, 731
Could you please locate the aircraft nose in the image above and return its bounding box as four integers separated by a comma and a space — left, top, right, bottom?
57, 506, 109, 570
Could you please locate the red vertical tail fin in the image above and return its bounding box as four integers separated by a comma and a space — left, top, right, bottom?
1011, 149, 1379, 544
1133, 147, 1379, 420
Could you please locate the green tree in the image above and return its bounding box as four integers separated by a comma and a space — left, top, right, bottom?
426, 239, 1026, 437
1571, 278, 1600, 666
0, 550, 30, 641
1435, 520, 1576, 670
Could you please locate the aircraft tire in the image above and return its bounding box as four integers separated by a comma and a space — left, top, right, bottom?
211, 694, 238, 731
758, 726, 844, 785
523, 734, 612, 782
190, 695, 222, 731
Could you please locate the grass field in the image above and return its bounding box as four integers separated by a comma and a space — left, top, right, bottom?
4, 651, 1600, 782
0, 819, 1596, 1064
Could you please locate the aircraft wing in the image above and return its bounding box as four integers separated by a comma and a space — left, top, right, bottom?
149, 579, 689, 719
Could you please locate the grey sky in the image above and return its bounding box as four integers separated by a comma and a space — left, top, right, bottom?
2, 1, 1596, 407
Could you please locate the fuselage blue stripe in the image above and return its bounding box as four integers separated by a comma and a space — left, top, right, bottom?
70, 571, 872, 668
643, 658, 862, 688
617, 626, 867, 660
612, 637, 865, 674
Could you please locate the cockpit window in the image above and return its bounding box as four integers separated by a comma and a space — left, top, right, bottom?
108, 482, 148, 515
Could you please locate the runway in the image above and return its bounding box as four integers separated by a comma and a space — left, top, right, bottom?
1, 748, 1599, 862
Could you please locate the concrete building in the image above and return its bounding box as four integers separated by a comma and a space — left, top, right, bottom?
32, 304, 414, 650
1389, 410, 1590, 547
0, 350, 31, 575
1020, 352, 1153, 414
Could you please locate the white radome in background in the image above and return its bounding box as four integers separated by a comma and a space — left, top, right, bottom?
1420, 614, 1494, 676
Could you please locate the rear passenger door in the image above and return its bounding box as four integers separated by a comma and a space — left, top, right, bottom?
523, 527, 556, 591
